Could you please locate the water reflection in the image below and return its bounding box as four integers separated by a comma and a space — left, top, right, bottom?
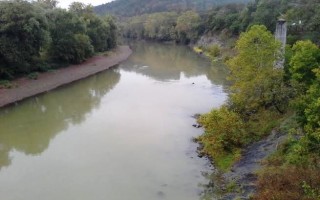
0, 42, 228, 200
121, 41, 228, 85
0, 69, 120, 169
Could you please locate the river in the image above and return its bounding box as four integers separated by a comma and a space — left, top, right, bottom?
0, 42, 228, 200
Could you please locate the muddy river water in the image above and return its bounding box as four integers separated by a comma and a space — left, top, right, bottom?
0, 42, 227, 200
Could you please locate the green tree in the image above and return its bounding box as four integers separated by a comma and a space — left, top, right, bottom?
227, 25, 288, 114
198, 106, 247, 155
69, 2, 117, 52
289, 40, 320, 88
122, 15, 146, 39
0, 0, 49, 78
252, 0, 290, 31
46, 9, 93, 64
69, 2, 93, 15
85, 15, 111, 52
143, 12, 178, 41
176, 11, 200, 43
36, 0, 58, 9
304, 70, 320, 133
104, 16, 117, 49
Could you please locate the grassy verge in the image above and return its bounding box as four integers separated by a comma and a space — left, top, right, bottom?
214, 151, 242, 172
0, 80, 16, 89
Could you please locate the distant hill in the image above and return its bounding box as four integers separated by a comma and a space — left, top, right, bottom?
94, 0, 251, 17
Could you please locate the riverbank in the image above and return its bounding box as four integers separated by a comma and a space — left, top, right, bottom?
219, 131, 287, 199
0, 45, 132, 108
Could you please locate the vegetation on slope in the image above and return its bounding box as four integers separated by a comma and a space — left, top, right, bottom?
94, 0, 251, 17
198, 25, 288, 169
198, 24, 320, 200
118, 0, 320, 46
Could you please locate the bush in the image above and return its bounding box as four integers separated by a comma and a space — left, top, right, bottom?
198, 106, 248, 157
27, 72, 40, 80
0, 80, 15, 89
207, 44, 221, 58
254, 166, 320, 200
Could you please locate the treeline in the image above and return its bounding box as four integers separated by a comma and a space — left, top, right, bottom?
121, 11, 201, 44
0, 0, 117, 80
120, 0, 320, 45
198, 25, 320, 199
205, 0, 320, 44
94, 0, 250, 17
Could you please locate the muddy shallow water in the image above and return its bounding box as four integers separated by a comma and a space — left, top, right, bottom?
0, 42, 227, 200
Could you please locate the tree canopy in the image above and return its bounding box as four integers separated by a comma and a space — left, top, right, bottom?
227, 25, 286, 114
94, 0, 251, 17
118, 0, 320, 45
0, 0, 49, 78
0, 0, 118, 79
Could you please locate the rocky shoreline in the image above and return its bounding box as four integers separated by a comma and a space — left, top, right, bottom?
195, 129, 287, 200
0, 45, 132, 108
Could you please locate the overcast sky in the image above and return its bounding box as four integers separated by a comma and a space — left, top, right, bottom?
58, 0, 113, 9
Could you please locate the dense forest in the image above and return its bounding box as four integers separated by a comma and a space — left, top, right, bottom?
94, 0, 250, 17
116, 0, 320, 45
0, 0, 117, 80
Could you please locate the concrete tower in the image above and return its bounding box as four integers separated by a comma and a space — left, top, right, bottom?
275, 19, 287, 68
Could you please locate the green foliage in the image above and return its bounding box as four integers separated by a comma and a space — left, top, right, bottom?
46, 9, 94, 64
205, 4, 246, 35
293, 69, 320, 159
104, 16, 117, 49
246, 109, 283, 137
289, 40, 320, 88
36, 0, 58, 9
207, 45, 221, 58
121, 15, 147, 39
0, 80, 15, 89
254, 39, 320, 200
0, 0, 118, 78
279, 113, 300, 134
214, 150, 241, 171
302, 181, 320, 199
227, 25, 289, 114
252, 0, 290, 32
116, 0, 320, 46
122, 11, 200, 43
198, 25, 291, 172
27, 72, 40, 80
176, 11, 200, 43
69, 2, 93, 15
286, 0, 320, 44
143, 12, 178, 41
86, 15, 112, 52
94, 0, 251, 17
198, 106, 247, 157
0, 0, 49, 78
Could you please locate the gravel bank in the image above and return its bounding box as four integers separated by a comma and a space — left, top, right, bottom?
0, 45, 132, 108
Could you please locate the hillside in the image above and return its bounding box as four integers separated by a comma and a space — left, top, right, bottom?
94, 0, 251, 17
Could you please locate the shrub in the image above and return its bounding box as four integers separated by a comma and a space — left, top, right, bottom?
0, 80, 15, 89
254, 166, 320, 200
207, 44, 221, 58
198, 106, 248, 158
27, 72, 39, 80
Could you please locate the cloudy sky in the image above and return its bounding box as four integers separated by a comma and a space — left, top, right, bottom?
58, 0, 113, 9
